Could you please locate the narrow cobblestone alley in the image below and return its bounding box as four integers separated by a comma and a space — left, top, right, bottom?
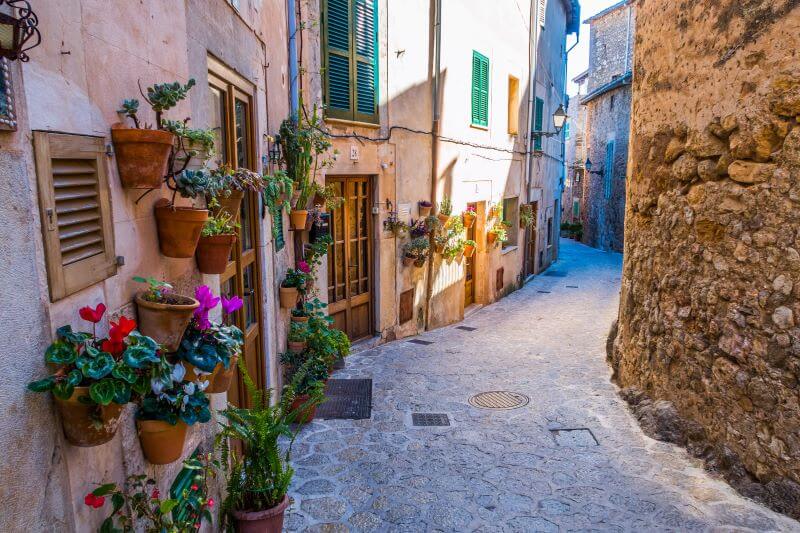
284, 239, 800, 532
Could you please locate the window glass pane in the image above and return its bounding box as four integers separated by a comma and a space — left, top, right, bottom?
234, 99, 249, 169
240, 193, 253, 251
242, 264, 257, 329
208, 86, 227, 165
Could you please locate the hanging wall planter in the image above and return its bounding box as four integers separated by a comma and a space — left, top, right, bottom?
279, 286, 299, 309
136, 419, 188, 465
487, 232, 498, 246
463, 211, 477, 229
210, 190, 244, 223
110, 125, 174, 189
205, 355, 239, 394
135, 290, 199, 352
55, 388, 124, 447
195, 234, 236, 274
154, 199, 209, 258
418, 201, 433, 217
463, 242, 476, 258
289, 209, 308, 230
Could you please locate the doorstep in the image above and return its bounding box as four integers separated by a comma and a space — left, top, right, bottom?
464, 303, 483, 319
349, 335, 383, 355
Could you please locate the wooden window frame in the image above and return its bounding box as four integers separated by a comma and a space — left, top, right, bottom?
507, 75, 519, 135
33, 132, 117, 301
533, 97, 544, 151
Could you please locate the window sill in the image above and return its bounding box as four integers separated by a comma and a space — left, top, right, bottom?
501, 245, 519, 255
325, 117, 381, 129
470, 122, 489, 131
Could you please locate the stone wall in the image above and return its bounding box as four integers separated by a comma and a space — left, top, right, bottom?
585, 1, 633, 94
611, 0, 800, 517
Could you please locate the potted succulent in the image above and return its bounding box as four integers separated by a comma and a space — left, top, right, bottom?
275, 105, 334, 231
136, 376, 211, 465
218, 364, 314, 533
111, 80, 196, 189
418, 200, 433, 217
209, 166, 278, 225
280, 264, 310, 309
463, 239, 477, 258
195, 206, 238, 275
462, 205, 477, 228
27, 305, 163, 447
288, 321, 309, 353
85, 454, 217, 532
177, 286, 244, 394
155, 169, 213, 258
437, 195, 453, 225
134, 276, 199, 352
383, 212, 409, 236
402, 237, 430, 267
163, 119, 215, 173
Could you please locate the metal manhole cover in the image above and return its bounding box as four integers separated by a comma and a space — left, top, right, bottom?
468, 391, 530, 410
456, 326, 477, 331
408, 339, 433, 345
412, 413, 450, 426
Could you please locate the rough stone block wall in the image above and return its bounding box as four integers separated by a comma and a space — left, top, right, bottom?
586, 2, 633, 93
581, 86, 631, 252
611, 0, 800, 517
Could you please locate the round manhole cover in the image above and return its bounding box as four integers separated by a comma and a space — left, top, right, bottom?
468, 391, 530, 410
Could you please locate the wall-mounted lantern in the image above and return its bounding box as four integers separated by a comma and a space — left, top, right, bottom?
532, 103, 569, 139
0, 0, 41, 62
268, 142, 282, 165
585, 158, 604, 177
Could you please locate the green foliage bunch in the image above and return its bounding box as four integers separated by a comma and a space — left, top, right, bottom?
137, 378, 211, 426
118, 79, 196, 129
162, 119, 216, 156
438, 195, 452, 216
201, 210, 238, 237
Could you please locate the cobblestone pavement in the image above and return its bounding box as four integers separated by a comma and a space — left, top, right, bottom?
285, 239, 800, 532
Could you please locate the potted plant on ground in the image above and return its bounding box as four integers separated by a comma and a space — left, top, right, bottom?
275, 105, 335, 230
283, 354, 328, 424
163, 118, 215, 173
463, 239, 477, 258
418, 200, 433, 217
136, 375, 211, 465
27, 304, 163, 447
155, 169, 213, 258
402, 237, 430, 267
288, 321, 309, 353
111, 79, 196, 189
134, 276, 199, 352
85, 454, 217, 531
177, 286, 244, 394
195, 206, 238, 275
437, 195, 453, 225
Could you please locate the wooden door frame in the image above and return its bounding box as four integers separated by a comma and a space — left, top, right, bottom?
325, 174, 376, 340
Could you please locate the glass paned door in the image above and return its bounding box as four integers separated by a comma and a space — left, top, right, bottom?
464, 203, 476, 306
326, 176, 372, 340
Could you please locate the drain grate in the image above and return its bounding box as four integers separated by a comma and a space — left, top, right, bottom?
316, 379, 372, 420
408, 339, 434, 345
412, 413, 450, 426
456, 326, 477, 331
550, 428, 598, 446
566, 285, 579, 288
468, 391, 530, 410
537, 290, 551, 294
543, 271, 568, 277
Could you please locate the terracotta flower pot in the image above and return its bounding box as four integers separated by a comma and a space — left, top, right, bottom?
290, 315, 309, 323
402, 255, 415, 267
135, 291, 199, 352
463, 212, 476, 228
487, 232, 498, 245
172, 139, 210, 173
288, 341, 307, 353
154, 200, 209, 258
418, 204, 432, 217
137, 419, 188, 465
54, 387, 124, 447
289, 394, 316, 424
437, 213, 450, 225
290, 210, 308, 230
232, 495, 290, 533
111, 125, 175, 189
434, 243, 445, 254
206, 355, 239, 394
210, 190, 244, 224
413, 257, 426, 268
279, 286, 299, 309
463, 244, 476, 258
196, 234, 236, 274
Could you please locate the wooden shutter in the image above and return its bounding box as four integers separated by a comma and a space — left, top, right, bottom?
604, 141, 615, 198
471, 51, 489, 127
325, 0, 351, 119
33, 132, 116, 301
353, 0, 378, 122
533, 97, 544, 151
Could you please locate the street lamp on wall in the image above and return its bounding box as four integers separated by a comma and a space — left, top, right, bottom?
0, 0, 40, 62
585, 158, 604, 177
532, 104, 569, 140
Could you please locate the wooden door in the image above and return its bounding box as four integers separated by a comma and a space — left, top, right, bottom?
208, 63, 265, 408
525, 201, 539, 277
326, 176, 373, 341
464, 203, 476, 306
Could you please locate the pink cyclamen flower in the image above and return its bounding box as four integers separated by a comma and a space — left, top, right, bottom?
193, 285, 220, 330
221, 295, 243, 315
297, 260, 311, 274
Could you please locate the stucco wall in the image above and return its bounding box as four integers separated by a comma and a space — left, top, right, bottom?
0, 0, 289, 530
611, 0, 800, 517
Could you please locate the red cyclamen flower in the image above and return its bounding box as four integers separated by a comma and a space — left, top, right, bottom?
151, 488, 160, 500
191, 484, 199, 491
84, 493, 105, 509
79, 303, 106, 324
207, 498, 214, 508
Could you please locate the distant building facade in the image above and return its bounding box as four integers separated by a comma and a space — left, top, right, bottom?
579, 0, 634, 252
563, 70, 588, 224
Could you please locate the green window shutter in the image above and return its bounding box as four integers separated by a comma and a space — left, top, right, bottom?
471, 51, 489, 127
323, 0, 378, 124
533, 97, 544, 150
604, 141, 615, 199
274, 208, 285, 251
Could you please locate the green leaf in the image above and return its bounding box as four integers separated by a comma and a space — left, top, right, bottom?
45, 340, 78, 365
159, 499, 179, 515
92, 483, 118, 497
66, 369, 83, 387
56, 325, 91, 344
123, 340, 159, 369
52, 380, 75, 400
89, 379, 117, 405
99, 517, 117, 533
111, 492, 125, 514
111, 362, 137, 384
132, 375, 150, 395
27, 376, 57, 392
77, 352, 115, 380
